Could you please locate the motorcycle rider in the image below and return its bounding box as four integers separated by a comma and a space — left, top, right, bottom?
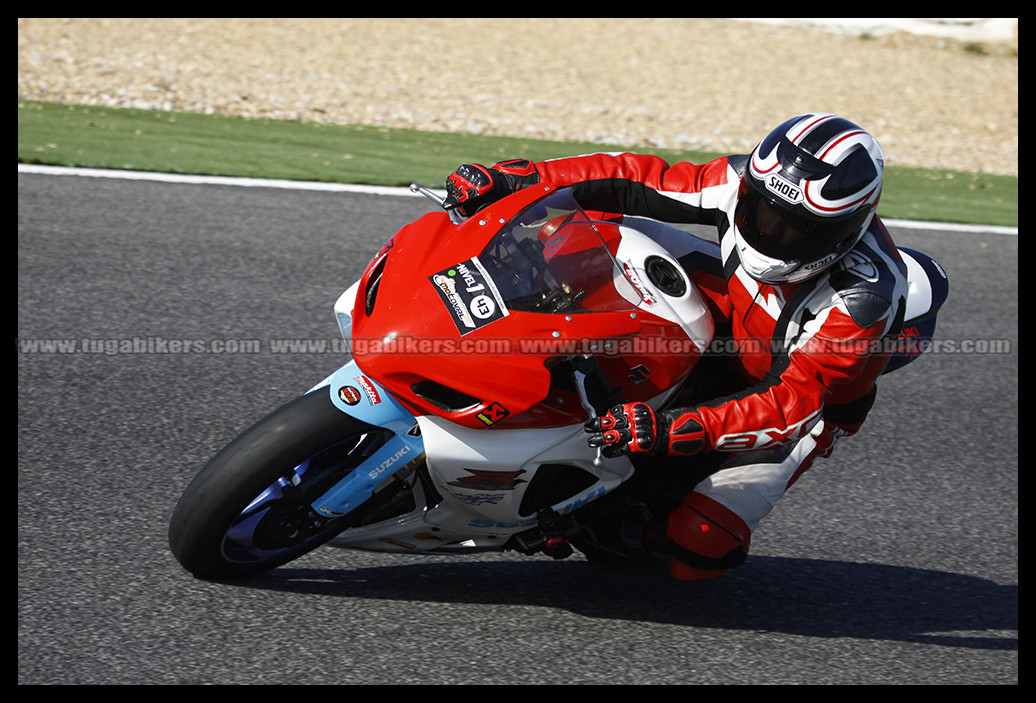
443, 113, 909, 581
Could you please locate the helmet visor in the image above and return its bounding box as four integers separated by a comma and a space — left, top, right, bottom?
734, 180, 869, 263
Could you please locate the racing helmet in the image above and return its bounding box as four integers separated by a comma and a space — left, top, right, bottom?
733, 113, 885, 284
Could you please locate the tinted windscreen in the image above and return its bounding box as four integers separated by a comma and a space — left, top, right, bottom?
477, 190, 642, 314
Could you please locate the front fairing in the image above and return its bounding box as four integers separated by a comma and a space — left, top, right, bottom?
350, 187, 646, 429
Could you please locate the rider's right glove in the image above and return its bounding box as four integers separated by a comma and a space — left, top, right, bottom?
443, 159, 539, 218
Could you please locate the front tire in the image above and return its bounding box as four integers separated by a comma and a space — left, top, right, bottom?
168, 390, 392, 579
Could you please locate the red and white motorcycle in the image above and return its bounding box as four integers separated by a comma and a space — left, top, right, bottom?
168, 183, 945, 579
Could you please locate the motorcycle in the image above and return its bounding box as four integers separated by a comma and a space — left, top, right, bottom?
168, 183, 947, 579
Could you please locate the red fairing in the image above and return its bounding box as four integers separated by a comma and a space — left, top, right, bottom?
350, 185, 705, 430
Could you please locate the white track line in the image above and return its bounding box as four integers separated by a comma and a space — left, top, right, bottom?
18, 163, 1017, 235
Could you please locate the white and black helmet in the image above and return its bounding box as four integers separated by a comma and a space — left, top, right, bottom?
733, 113, 885, 284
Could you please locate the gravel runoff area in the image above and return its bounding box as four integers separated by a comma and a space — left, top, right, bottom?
17, 18, 1019, 175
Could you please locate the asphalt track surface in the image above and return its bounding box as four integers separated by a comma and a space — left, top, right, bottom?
18, 171, 1017, 685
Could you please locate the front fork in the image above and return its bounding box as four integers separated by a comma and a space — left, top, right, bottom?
305, 360, 424, 519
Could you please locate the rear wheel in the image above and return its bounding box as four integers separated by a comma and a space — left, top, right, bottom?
168, 390, 399, 579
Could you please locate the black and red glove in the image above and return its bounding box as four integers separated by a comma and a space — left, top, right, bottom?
443, 159, 539, 217
585, 403, 709, 458
585, 402, 662, 458
660, 408, 708, 456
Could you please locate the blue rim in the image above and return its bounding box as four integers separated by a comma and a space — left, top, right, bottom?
217, 430, 394, 567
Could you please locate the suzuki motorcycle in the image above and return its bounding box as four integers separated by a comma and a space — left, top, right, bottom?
168, 183, 947, 579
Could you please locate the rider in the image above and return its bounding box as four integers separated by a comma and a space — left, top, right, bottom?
443, 113, 909, 581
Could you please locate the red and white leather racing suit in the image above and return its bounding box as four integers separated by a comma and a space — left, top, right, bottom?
531, 152, 910, 579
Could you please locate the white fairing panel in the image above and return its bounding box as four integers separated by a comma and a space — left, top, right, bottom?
334, 280, 360, 342
614, 225, 714, 354
414, 416, 634, 534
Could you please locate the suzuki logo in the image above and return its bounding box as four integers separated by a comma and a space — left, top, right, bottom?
628, 364, 651, 384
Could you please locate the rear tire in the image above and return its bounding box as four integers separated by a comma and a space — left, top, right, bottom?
168, 390, 390, 579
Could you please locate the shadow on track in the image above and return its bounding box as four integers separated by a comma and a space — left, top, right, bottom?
216, 555, 1016, 651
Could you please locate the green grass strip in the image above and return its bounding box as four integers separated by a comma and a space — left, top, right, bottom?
18, 100, 1016, 227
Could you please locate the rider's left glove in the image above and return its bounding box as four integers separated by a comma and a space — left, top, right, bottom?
443, 159, 539, 218
585, 402, 662, 458
585, 403, 710, 458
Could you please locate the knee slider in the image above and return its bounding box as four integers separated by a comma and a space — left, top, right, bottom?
666, 492, 751, 580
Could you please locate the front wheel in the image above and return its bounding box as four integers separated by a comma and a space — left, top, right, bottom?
168, 390, 396, 579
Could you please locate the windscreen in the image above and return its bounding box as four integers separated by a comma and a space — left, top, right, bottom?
477, 189, 642, 314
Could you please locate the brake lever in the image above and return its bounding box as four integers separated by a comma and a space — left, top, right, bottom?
409, 183, 466, 224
